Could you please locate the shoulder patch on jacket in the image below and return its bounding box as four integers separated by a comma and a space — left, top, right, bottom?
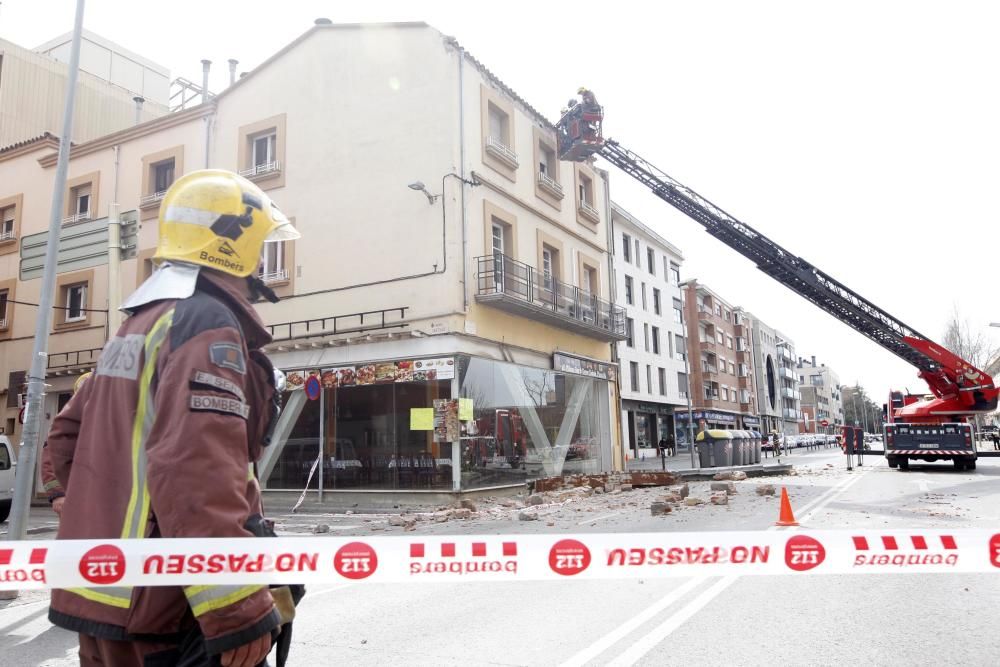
169, 292, 243, 352
209, 343, 246, 374
190, 394, 250, 419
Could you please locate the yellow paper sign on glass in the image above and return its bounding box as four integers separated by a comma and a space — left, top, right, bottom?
458, 398, 473, 421
410, 408, 434, 430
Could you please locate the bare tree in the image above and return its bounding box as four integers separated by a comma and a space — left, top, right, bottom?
942, 305, 1000, 371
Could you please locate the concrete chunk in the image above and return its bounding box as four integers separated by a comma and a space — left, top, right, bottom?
710, 493, 729, 505
684, 497, 706, 506
732, 471, 748, 481
518, 510, 539, 521
526, 494, 545, 506
756, 484, 776, 496
713, 472, 734, 481
650, 502, 672, 516
710, 481, 737, 495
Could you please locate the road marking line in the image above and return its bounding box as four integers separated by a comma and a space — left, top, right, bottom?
298, 583, 354, 601
556, 577, 708, 667
565, 467, 872, 667
577, 512, 621, 526
606, 575, 740, 667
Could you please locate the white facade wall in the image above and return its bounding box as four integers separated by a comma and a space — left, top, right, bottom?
611, 204, 687, 405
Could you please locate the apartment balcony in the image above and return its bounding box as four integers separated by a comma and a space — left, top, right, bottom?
485, 136, 519, 169
701, 363, 718, 378
697, 309, 714, 323
475, 254, 626, 342
47, 346, 103, 375
0, 230, 15, 243
578, 199, 600, 224
139, 190, 168, 209
239, 160, 282, 181
780, 366, 797, 381
738, 376, 752, 389
783, 408, 799, 420
260, 269, 288, 284
537, 172, 565, 200
736, 349, 750, 364
701, 397, 721, 409
779, 346, 793, 361
700, 340, 718, 353
62, 211, 91, 226
782, 387, 800, 400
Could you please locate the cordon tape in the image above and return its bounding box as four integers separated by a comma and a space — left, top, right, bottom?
1, 530, 999, 590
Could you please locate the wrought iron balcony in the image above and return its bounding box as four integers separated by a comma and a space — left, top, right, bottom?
475, 254, 626, 341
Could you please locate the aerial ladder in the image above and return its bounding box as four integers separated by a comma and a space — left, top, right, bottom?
557, 91, 998, 470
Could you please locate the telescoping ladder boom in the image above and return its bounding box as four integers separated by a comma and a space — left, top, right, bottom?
555, 104, 996, 417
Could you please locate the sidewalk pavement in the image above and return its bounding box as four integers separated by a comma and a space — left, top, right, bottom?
626, 448, 792, 478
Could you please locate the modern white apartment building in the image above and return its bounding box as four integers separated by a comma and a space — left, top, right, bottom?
611, 202, 688, 455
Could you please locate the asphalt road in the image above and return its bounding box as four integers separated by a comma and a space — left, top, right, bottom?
3, 448, 999, 666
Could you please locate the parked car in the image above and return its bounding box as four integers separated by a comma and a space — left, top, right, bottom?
0, 435, 15, 523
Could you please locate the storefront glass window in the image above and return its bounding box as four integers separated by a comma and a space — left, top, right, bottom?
458, 355, 611, 490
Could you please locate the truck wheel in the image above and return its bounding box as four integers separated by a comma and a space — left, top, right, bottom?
0, 499, 10, 523
886, 457, 898, 469
898, 458, 909, 471
967, 460, 977, 470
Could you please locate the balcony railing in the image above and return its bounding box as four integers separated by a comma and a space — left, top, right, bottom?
537, 172, 564, 199
578, 199, 600, 223
783, 408, 799, 420
62, 211, 91, 226
266, 307, 409, 343
780, 366, 797, 381
0, 318, 7, 329
475, 254, 626, 341
0, 229, 15, 242
485, 136, 518, 169
701, 362, 718, 375
259, 269, 288, 284
699, 340, 717, 352
139, 190, 168, 208
239, 161, 282, 180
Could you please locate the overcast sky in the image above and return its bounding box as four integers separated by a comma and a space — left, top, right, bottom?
2, 0, 998, 403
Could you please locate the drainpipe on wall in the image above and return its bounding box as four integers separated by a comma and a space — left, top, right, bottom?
456, 43, 469, 312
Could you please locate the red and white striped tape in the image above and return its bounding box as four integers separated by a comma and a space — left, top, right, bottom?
1, 529, 998, 590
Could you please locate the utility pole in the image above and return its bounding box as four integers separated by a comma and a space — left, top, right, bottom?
7, 0, 87, 542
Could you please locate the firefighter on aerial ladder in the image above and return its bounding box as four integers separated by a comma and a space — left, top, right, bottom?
46, 170, 303, 667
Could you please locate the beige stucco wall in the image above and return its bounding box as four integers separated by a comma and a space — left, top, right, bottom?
0, 23, 619, 455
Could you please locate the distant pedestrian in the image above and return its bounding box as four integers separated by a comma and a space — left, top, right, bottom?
992, 432, 1000, 451
658, 437, 668, 458
665, 433, 676, 457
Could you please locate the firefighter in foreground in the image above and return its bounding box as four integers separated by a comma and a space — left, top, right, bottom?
46, 170, 301, 666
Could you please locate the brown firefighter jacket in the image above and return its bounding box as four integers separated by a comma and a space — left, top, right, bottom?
46, 270, 281, 655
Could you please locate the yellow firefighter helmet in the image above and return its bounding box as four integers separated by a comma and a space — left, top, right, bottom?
153, 169, 299, 278
74, 371, 92, 394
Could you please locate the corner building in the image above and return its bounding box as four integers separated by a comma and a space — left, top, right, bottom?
0, 22, 625, 499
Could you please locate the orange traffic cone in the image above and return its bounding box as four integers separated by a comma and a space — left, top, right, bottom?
775, 487, 799, 526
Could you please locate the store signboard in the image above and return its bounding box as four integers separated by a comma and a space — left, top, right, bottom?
553, 353, 617, 382
284, 357, 455, 388
742, 415, 761, 426
675, 410, 737, 424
